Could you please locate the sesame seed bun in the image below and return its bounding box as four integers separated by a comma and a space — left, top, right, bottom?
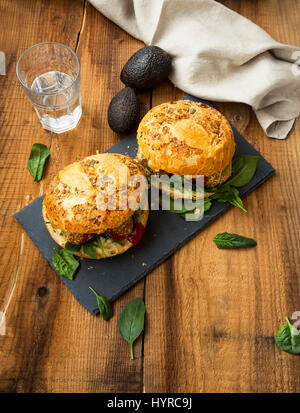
42, 203, 148, 259
137, 100, 235, 176
43, 153, 148, 234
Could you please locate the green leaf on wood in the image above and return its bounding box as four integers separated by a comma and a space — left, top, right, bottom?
89, 286, 112, 321
118, 298, 145, 360
213, 232, 257, 249
275, 317, 300, 355
27, 143, 50, 182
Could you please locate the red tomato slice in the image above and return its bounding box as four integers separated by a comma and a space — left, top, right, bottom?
127, 223, 146, 245
106, 229, 126, 241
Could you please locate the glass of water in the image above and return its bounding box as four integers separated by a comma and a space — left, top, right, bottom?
16, 42, 81, 134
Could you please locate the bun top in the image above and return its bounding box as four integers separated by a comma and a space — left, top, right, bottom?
43, 153, 147, 234
137, 100, 235, 175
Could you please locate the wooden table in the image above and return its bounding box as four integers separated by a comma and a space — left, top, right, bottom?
0, 0, 299, 393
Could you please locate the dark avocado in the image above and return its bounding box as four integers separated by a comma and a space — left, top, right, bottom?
107, 87, 140, 134
120, 46, 172, 91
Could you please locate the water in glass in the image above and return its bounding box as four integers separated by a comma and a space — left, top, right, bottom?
31, 70, 81, 133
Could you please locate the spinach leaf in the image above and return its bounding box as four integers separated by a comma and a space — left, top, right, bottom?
52, 249, 80, 280
102, 232, 123, 245
203, 197, 212, 212
64, 242, 81, 254
180, 197, 212, 219
97, 236, 106, 258
89, 286, 112, 321
168, 197, 199, 214
226, 155, 260, 188
83, 237, 98, 259
141, 160, 153, 175
210, 186, 246, 212
213, 232, 257, 249
275, 317, 300, 355
27, 143, 50, 182
160, 194, 208, 214
118, 298, 146, 360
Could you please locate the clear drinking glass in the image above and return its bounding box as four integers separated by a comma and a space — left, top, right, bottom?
16, 42, 81, 134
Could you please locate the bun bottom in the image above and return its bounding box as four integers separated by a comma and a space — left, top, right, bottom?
42, 204, 149, 259
153, 180, 214, 200
142, 161, 232, 200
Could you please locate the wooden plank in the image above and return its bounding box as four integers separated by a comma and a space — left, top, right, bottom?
144, 0, 300, 392
1, 0, 299, 394
217, 0, 300, 46
31, 2, 150, 393
0, 0, 148, 393
0, 0, 86, 392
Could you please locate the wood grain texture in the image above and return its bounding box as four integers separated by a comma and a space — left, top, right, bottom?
0, 0, 148, 393
144, 0, 300, 392
0, 0, 85, 393
0, 0, 299, 393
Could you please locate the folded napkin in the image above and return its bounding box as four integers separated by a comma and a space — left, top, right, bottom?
89, 0, 300, 139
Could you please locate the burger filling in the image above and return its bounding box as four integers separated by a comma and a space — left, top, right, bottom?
137, 149, 231, 190
46, 210, 146, 248
56, 216, 135, 246
62, 231, 94, 245
106, 216, 133, 241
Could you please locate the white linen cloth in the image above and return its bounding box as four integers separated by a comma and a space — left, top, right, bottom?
89, 0, 300, 139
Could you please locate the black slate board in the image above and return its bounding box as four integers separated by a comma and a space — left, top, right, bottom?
14, 96, 275, 314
